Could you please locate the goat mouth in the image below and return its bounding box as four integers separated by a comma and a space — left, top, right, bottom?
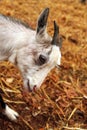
27, 79, 37, 92
33, 85, 37, 92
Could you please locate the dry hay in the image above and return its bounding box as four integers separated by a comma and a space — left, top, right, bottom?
0, 0, 87, 130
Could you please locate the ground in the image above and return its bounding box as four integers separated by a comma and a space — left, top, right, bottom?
0, 0, 87, 130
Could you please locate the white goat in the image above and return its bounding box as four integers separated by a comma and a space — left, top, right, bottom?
0, 8, 62, 121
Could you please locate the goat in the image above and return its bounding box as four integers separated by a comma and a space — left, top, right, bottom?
0, 8, 62, 121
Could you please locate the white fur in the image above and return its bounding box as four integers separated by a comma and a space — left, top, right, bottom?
3, 105, 19, 121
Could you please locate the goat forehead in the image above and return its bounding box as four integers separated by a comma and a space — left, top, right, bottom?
27, 43, 52, 55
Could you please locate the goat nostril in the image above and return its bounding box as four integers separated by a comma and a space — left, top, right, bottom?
27, 79, 32, 92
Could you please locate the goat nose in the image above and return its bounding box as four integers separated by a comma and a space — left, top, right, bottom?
27, 79, 32, 92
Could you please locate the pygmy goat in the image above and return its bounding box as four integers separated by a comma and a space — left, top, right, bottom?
0, 8, 62, 121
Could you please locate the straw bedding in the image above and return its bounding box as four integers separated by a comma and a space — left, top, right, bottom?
0, 0, 87, 129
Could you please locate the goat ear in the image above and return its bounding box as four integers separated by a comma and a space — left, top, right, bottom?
36, 8, 49, 34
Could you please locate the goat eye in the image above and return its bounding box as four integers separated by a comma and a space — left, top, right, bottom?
39, 54, 47, 65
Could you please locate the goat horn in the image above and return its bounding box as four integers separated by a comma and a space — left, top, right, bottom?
51, 21, 59, 45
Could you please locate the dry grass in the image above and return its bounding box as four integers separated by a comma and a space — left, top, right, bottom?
0, 0, 87, 130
